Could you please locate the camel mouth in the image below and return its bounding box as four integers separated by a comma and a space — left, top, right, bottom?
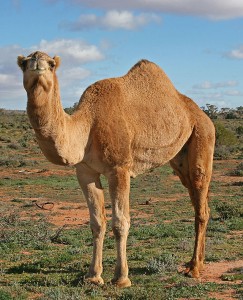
28, 57, 47, 75
31, 68, 46, 75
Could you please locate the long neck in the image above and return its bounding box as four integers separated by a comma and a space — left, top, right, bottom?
27, 75, 90, 166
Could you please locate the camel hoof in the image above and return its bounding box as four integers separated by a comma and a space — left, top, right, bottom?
85, 275, 104, 286
184, 267, 200, 279
111, 277, 132, 288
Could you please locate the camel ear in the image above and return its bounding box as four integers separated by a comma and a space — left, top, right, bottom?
53, 56, 61, 69
17, 55, 26, 71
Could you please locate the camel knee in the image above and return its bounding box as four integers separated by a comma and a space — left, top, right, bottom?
195, 210, 210, 226
190, 166, 208, 189
112, 216, 130, 238
90, 218, 106, 238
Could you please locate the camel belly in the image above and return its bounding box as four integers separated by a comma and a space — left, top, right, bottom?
130, 120, 193, 176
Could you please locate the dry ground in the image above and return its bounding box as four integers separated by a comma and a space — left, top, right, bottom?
0, 159, 242, 299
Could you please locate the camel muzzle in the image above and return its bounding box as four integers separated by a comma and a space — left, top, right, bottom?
29, 57, 46, 72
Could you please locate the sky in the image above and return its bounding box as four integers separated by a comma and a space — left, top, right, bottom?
0, 0, 243, 110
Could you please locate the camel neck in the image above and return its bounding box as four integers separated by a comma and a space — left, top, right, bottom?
26, 77, 89, 166
27, 76, 65, 132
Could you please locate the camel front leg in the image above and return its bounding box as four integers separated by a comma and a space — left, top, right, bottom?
108, 167, 131, 288
76, 164, 106, 285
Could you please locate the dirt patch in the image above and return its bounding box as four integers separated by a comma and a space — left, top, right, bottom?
178, 260, 243, 300
208, 289, 238, 300
202, 260, 243, 284
45, 203, 90, 227
215, 175, 243, 184
143, 195, 189, 204
0, 167, 75, 178
18, 201, 90, 227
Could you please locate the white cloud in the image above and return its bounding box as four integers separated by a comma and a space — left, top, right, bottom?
193, 80, 238, 89
188, 90, 233, 108
0, 74, 18, 86
57, 0, 243, 20
226, 45, 243, 59
0, 45, 27, 107
37, 39, 104, 64
58, 67, 91, 87
225, 90, 243, 96
65, 10, 161, 31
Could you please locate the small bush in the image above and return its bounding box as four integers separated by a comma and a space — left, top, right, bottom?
146, 253, 177, 275
230, 162, 243, 176
236, 126, 243, 135
215, 202, 242, 220
214, 145, 232, 160
0, 156, 38, 167
227, 162, 243, 176
7, 143, 19, 150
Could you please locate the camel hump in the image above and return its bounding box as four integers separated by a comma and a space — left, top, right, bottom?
127, 59, 158, 74
125, 59, 177, 97
127, 59, 171, 83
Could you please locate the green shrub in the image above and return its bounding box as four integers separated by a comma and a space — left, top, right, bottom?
214, 121, 238, 146
236, 126, 243, 135
215, 202, 242, 220
228, 162, 243, 176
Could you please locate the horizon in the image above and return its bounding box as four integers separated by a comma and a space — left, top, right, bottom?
0, 0, 243, 110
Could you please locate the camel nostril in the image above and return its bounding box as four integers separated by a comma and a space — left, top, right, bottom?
29, 60, 37, 70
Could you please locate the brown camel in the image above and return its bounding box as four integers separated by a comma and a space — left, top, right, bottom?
17, 51, 215, 288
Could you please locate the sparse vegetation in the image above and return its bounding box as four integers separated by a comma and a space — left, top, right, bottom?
0, 108, 242, 299
200, 104, 243, 160
230, 162, 243, 176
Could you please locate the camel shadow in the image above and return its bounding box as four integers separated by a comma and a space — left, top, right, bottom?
129, 266, 148, 276
6, 262, 87, 287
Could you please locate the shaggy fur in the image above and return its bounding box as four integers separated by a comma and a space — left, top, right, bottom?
18, 51, 215, 287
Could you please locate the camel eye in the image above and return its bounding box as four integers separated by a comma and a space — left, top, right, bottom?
49, 60, 56, 69
21, 60, 28, 71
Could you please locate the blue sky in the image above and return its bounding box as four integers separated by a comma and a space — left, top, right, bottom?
0, 0, 243, 110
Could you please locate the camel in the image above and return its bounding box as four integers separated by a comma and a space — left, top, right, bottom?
17, 51, 215, 288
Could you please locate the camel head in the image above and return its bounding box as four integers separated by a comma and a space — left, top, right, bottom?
17, 51, 61, 92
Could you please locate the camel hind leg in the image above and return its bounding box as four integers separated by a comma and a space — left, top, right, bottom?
170, 125, 215, 278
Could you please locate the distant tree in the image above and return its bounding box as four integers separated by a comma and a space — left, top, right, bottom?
236, 106, 243, 118
225, 109, 238, 119
219, 107, 230, 119
201, 104, 218, 119
201, 104, 243, 120
64, 102, 78, 115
